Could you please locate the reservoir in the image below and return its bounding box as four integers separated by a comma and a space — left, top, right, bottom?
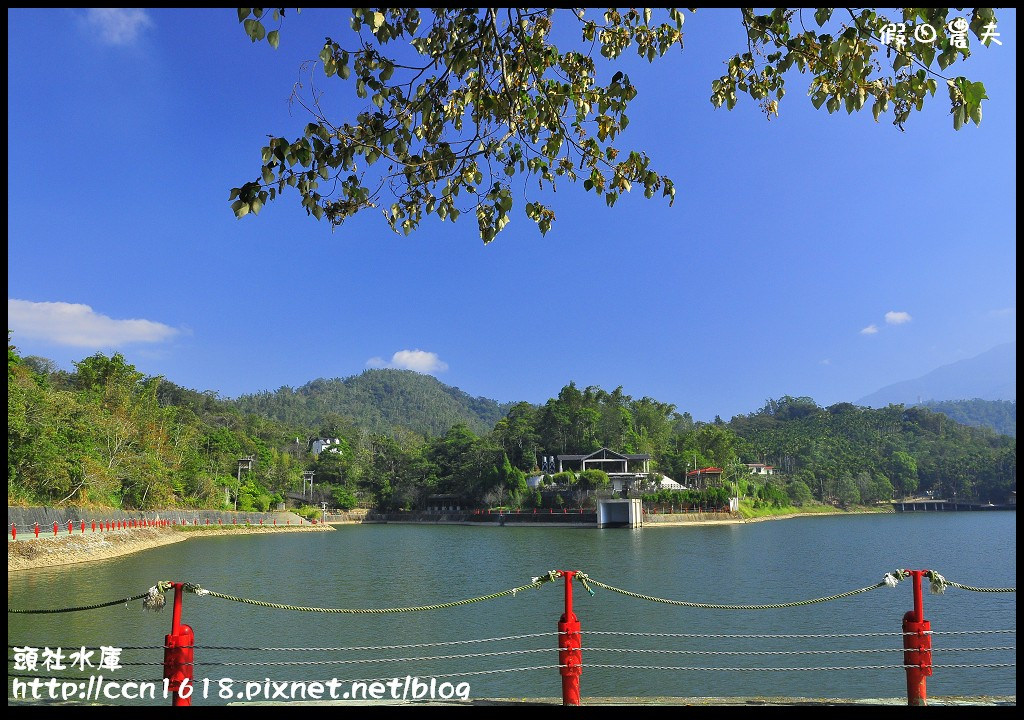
7, 512, 1015, 704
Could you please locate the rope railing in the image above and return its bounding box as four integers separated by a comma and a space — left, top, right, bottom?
6, 569, 1016, 707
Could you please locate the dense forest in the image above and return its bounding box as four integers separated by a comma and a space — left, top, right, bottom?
917, 399, 1015, 438
231, 369, 512, 437
8, 345, 1016, 512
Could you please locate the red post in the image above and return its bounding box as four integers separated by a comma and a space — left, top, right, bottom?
902, 569, 932, 706
53, 522, 58, 537
558, 570, 582, 706
11, 525, 15, 541
163, 582, 195, 706
92, 521, 96, 533
35, 523, 40, 538
81, 521, 86, 533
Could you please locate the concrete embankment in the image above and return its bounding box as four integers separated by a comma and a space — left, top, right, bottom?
8, 522, 332, 572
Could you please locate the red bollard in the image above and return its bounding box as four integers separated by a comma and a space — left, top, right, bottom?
11, 525, 15, 541
902, 570, 933, 706
35, 523, 40, 538
53, 522, 58, 537
260, 519, 263, 525
162, 582, 195, 707
68, 521, 73, 535
232, 518, 236, 525
206, 518, 210, 525
92, 521, 96, 533
558, 570, 582, 706
81, 521, 86, 533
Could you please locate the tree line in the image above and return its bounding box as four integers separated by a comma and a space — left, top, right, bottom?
8, 345, 1016, 511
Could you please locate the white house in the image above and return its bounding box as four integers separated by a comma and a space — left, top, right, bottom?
745, 463, 778, 476
311, 437, 342, 455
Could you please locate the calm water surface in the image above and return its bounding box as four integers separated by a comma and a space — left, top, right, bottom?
8, 512, 1016, 703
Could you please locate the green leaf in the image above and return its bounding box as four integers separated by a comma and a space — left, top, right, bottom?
237, 8, 251, 23
920, 44, 935, 68
267, 30, 279, 49
969, 103, 982, 126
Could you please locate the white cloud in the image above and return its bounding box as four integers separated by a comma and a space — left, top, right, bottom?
8, 299, 180, 348
366, 349, 449, 374
885, 311, 913, 325
860, 324, 879, 335
988, 307, 1015, 317
85, 8, 153, 45
819, 359, 831, 365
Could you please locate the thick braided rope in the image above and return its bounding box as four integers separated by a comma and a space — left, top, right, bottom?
944, 580, 1016, 593
184, 573, 558, 613
7, 592, 153, 615
578, 573, 890, 610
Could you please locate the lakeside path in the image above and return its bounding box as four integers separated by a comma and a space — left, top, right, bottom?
7, 524, 333, 573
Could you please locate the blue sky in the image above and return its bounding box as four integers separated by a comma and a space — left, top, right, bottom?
7, 8, 1017, 422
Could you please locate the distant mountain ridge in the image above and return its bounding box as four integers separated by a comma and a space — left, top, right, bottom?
917, 399, 1015, 437
856, 342, 1016, 408
231, 368, 514, 437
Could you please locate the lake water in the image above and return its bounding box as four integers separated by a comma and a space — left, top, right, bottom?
7, 512, 1016, 704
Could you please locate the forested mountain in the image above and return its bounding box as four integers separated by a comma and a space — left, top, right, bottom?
8, 345, 1016, 512
857, 342, 1016, 407
917, 399, 1015, 438
230, 369, 513, 437
726, 397, 1015, 505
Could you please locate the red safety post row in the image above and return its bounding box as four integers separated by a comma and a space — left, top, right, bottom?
163, 582, 195, 707
902, 569, 933, 706
558, 570, 582, 706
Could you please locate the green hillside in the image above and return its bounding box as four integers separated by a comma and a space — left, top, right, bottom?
917, 399, 1015, 437
8, 344, 1015, 513
230, 369, 513, 438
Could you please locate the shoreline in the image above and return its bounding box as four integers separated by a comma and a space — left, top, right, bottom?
7, 524, 332, 573
7, 508, 893, 572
